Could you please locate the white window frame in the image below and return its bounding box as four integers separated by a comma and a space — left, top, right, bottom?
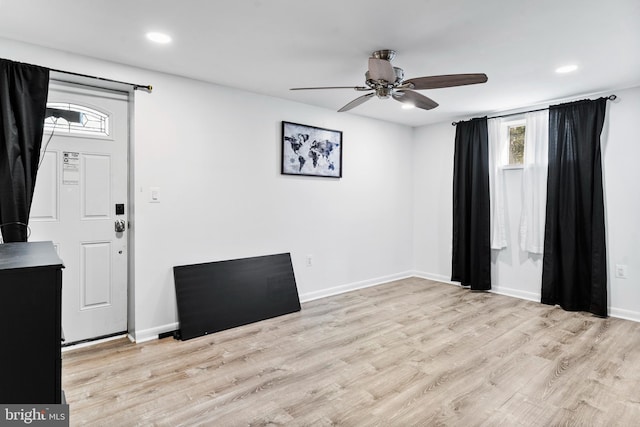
500, 118, 526, 170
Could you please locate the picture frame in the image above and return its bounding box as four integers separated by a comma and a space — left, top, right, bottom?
281, 121, 342, 178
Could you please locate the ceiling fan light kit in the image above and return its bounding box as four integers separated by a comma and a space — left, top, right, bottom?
291, 50, 487, 112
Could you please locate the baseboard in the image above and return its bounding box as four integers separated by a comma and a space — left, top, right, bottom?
410, 271, 458, 285
609, 307, 640, 323
133, 322, 179, 343
490, 286, 541, 302
413, 270, 640, 323
412, 272, 540, 302
299, 271, 414, 303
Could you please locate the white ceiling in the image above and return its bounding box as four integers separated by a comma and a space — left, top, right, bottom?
1, 0, 639, 127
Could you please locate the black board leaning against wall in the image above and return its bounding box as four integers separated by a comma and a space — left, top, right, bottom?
173, 253, 301, 340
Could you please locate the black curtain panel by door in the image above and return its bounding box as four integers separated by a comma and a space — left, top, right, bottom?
542, 98, 608, 317
452, 117, 491, 290
0, 59, 50, 242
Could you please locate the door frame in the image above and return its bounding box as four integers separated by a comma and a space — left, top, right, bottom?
49, 72, 136, 343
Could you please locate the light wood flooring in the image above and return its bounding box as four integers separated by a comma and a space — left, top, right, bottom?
62, 278, 640, 426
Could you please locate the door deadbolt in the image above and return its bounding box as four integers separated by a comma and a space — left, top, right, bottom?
115, 219, 126, 233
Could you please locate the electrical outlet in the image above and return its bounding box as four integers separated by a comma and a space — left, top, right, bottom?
615, 264, 628, 279
306, 255, 313, 267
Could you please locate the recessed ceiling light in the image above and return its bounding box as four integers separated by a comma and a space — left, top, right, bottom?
146, 32, 172, 44
555, 64, 578, 74
401, 104, 415, 110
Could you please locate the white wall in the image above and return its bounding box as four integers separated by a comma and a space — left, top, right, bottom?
412, 121, 454, 281
603, 86, 640, 320
1, 38, 415, 340
413, 86, 640, 321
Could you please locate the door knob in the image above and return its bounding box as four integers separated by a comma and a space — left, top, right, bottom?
115, 219, 126, 233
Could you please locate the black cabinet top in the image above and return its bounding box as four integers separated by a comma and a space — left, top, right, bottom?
0, 241, 64, 271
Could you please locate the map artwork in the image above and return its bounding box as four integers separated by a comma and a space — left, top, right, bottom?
282, 122, 342, 178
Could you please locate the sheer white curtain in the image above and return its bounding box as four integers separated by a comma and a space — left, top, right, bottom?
488, 117, 507, 250
519, 110, 549, 253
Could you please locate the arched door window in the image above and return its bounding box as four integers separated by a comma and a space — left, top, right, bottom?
45, 102, 110, 137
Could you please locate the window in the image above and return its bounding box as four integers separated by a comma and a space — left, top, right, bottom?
508, 123, 525, 165
501, 119, 526, 168
44, 103, 110, 137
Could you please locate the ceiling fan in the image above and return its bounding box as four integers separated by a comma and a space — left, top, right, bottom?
291, 50, 487, 112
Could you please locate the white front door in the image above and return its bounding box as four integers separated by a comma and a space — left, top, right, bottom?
29, 81, 129, 344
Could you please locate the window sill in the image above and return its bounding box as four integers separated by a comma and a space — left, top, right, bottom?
501, 165, 524, 170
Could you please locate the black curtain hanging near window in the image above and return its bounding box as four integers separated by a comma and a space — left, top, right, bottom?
542, 97, 608, 317
451, 117, 491, 290
0, 58, 50, 242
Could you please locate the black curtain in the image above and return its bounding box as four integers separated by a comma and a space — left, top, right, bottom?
451, 117, 491, 290
0, 59, 50, 242
542, 98, 608, 317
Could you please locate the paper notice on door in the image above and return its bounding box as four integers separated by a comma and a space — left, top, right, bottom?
63, 151, 80, 185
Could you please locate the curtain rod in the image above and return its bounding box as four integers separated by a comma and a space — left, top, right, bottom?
2, 58, 152, 92
451, 94, 616, 126
49, 67, 153, 93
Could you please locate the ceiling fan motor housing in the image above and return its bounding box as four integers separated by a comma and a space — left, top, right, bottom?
365, 67, 405, 98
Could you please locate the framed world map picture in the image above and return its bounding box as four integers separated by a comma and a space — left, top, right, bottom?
281, 121, 342, 178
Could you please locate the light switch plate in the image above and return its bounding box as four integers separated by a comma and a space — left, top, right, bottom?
149, 187, 160, 203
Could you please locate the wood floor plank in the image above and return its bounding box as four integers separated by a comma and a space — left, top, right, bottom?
62, 278, 640, 426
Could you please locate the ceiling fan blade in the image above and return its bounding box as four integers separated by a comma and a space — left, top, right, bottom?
404, 73, 488, 90
368, 58, 396, 83
290, 86, 370, 91
392, 90, 439, 110
338, 92, 375, 112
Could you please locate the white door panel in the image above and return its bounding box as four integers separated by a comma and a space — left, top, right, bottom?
30, 151, 59, 221
81, 154, 111, 218
30, 81, 129, 344
80, 241, 111, 308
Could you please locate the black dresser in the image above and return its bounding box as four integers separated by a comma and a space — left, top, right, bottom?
0, 241, 64, 404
